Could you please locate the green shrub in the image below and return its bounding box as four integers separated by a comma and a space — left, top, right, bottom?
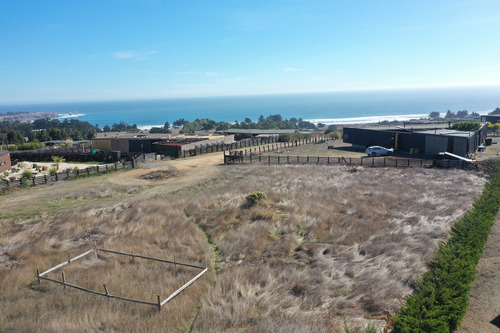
22, 170, 33, 179
246, 191, 266, 206
451, 121, 481, 132
49, 168, 57, 176
392, 161, 500, 332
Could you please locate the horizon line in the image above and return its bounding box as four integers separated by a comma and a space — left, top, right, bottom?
1, 83, 500, 107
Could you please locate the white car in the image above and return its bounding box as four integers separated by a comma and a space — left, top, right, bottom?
365, 146, 394, 157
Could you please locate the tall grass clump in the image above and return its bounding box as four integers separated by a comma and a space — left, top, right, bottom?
393, 161, 500, 332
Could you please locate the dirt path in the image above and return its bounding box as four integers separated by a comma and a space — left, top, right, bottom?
0, 153, 225, 221
457, 213, 500, 332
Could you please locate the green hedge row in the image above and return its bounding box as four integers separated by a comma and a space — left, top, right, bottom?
393, 162, 500, 332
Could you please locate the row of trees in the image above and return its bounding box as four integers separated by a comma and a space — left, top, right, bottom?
0, 118, 100, 145
174, 114, 318, 134
429, 110, 480, 119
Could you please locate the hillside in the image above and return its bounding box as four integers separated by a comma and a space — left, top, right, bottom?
0, 155, 487, 331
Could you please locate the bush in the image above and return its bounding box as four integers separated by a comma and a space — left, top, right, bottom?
245, 191, 266, 206
49, 168, 57, 176
22, 170, 33, 179
392, 161, 500, 332
451, 121, 481, 132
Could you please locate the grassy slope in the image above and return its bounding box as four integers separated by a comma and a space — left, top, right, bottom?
0, 163, 487, 332
186, 165, 485, 332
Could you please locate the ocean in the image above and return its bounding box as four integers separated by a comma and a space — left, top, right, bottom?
1, 86, 499, 130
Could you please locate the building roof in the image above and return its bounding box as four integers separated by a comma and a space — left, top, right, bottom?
223, 129, 300, 135
0, 151, 9, 157
350, 123, 485, 139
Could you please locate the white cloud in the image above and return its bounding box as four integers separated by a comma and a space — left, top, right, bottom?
112, 50, 158, 59
205, 72, 220, 76
284, 67, 305, 72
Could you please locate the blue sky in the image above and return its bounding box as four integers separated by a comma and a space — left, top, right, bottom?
1, 0, 500, 104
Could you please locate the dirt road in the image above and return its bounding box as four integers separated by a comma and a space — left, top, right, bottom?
0, 152, 225, 221
457, 213, 500, 332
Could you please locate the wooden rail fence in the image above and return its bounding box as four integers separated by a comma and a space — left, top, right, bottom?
36, 242, 207, 311
224, 152, 434, 168
1, 154, 144, 190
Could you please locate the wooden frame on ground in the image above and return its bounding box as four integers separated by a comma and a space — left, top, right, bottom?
36, 242, 208, 311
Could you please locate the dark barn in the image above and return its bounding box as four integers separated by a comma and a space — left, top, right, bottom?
343, 124, 487, 157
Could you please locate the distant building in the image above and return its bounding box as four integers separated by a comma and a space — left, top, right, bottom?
222, 129, 302, 140
92, 132, 235, 156
343, 123, 488, 157
0, 151, 11, 173
480, 115, 500, 124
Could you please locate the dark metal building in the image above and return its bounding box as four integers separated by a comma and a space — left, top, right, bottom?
343, 124, 488, 157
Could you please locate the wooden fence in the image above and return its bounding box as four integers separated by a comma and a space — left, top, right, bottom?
180, 136, 329, 158
224, 153, 435, 168
37, 243, 207, 311
1, 154, 144, 190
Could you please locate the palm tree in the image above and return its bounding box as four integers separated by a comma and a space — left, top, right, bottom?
51, 156, 65, 170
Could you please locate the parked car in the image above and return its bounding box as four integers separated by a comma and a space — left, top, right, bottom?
365, 146, 393, 157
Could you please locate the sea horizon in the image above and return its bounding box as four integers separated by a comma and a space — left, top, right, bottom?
1, 86, 499, 130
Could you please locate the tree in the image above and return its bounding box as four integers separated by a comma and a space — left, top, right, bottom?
451, 121, 481, 131
103, 125, 111, 132
164, 121, 170, 129
173, 118, 188, 127
6, 130, 25, 144
489, 107, 500, 115
429, 111, 440, 119
444, 110, 456, 119
51, 156, 65, 170
456, 110, 468, 118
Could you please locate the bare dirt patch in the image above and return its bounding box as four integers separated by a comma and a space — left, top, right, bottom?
139, 169, 176, 180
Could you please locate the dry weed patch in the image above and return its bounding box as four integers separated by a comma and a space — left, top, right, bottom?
186, 165, 486, 332
0, 162, 487, 332
0, 196, 214, 332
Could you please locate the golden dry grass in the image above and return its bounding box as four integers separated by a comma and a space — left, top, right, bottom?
186, 165, 486, 332
0, 195, 215, 332
0, 162, 487, 332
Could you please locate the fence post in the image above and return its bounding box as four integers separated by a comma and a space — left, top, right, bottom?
268, 156, 271, 164
157, 294, 161, 311
349, 157, 352, 165
287, 156, 289, 164
62, 272, 66, 289
250, 155, 252, 163
396, 159, 398, 167
317, 156, 320, 164
372, 158, 374, 167
307, 156, 309, 163
420, 160, 423, 167
37, 269, 40, 284
104, 284, 110, 300
259, 155, 261, 163
297, 156, 299, 164
32, 177, 35, 186
278, 156, 280, 165
384, 158, 386, 167
360, 158, 363, 166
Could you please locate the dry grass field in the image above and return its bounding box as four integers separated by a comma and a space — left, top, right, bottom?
0, 156, 488, 332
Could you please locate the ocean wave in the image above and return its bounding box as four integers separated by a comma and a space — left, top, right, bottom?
306, 110, 492, 125
137, 124, 164, 130
58, 113, 85, 119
